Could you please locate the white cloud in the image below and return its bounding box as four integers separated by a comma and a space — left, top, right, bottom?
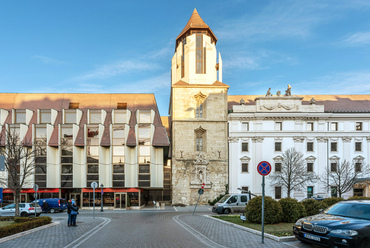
297, 72, 370, 94
339, 32, 370, 46
33, 55, 65, 65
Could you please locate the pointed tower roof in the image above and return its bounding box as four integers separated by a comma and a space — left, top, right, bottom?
176, 9, 217, 45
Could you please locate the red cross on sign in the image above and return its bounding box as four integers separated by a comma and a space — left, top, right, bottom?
257, 161, 271, 176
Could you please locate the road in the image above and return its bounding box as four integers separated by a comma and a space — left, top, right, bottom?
0, 206, 320, 248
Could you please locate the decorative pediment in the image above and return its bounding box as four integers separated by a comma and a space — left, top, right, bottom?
195, 126, 206, 134
228, 137, 239, 143
194, 92, 206, 101
330, 137, 339, 141
251, 137, 264, 143
261, 103, 299, 111
240, 156, 251, 163
342, 136, 352, 143
194, 153, 208, 165
273, 155, 284, 162
329, 155, 340, 162
353, 155, 365, 162
316, 137, 328, 143
293, 136, 305, 143
305, 155, 316, 163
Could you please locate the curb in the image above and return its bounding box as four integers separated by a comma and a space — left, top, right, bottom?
0, 221, 60, 244
205, 215, 297, 242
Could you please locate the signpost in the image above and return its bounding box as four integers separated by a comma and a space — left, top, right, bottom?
193, 183, 205, 216
257, 161, 271, 244
91, 181, 98, 219
33, 184, 39, 218
0, 156, 5, 171
100, 183, 104, 212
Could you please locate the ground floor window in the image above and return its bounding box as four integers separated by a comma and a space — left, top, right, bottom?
354, 188, 364, 197
275, 187, 281, 199
331, 187, 338, 197
82, 192, 114, 207
307, 186, 314, 198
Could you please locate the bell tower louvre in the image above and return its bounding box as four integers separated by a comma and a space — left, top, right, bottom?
170, 9, 229, 205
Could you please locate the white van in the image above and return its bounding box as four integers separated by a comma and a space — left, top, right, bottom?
212, 193, 250, 214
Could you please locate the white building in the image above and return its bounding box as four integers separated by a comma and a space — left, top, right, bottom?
228, 93, 370, 200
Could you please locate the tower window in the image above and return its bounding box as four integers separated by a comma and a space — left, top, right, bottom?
195, 127, 206, 152
196, 34, 204, 74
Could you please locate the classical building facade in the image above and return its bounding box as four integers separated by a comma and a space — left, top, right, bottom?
0, 93, 170, 208
170, 9, 229, 205
228, 93, 370, 200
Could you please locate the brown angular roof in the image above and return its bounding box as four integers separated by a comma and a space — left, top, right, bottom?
176, 8, 217, 45
172, 80, 229, 88
228, 95, 370, 113
0, 93, 169, 148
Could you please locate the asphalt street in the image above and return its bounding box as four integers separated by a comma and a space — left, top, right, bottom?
0, 206, 319, 248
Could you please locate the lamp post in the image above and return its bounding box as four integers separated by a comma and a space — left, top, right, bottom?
100, 184, 104, 212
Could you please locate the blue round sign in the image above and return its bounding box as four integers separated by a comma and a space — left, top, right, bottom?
257, 161, 271, 176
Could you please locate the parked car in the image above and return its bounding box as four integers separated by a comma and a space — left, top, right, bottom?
212, 194, 250, 214
33, 198, 68, 213
311, 194, 325, 201
294, 200, 370, 248
0, 202, 42, 217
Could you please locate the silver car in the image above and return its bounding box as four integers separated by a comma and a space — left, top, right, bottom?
0, 203, 42, 217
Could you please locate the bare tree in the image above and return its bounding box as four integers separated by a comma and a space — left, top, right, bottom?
269, 148, 318, 198
322, 160, 370, 198
0, 129, 36, 217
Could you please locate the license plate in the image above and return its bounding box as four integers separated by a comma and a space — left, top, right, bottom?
304, 233, 320, 242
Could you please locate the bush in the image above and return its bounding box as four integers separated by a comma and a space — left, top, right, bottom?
208, 194, 226, 206
301, 199, 327, 216
321, 197, 344, 208
0, 216, 52, 239
347, 196, 370, 200
279, 198, 305, 223
245, 196, 282, 224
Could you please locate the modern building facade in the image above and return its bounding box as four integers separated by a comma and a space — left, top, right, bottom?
228, 93, 370, 200
0, 93, 170, 208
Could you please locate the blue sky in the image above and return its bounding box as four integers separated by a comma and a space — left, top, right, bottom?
1, 1, 370, 116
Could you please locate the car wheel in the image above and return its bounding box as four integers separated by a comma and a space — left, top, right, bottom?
223, 208, 230, 214
21, 212, 28, 217
50, 208, 55, 214
359, 239, 369, 248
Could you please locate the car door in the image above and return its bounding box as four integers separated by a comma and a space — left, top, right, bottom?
19, 203, 26, 215
239, 195, 248, 212
227, 195, 239, 213
1, 204, 16, 216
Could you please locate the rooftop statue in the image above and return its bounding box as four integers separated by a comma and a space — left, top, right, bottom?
285, 84, 292, 96
265, 88, 272, 97
240, 98, 245, 105
310, 97, 316, 105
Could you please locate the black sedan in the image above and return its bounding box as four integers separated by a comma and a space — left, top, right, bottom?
294, 200, 370, 248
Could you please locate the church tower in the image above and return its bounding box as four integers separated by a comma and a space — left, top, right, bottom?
170, 9, 229, 205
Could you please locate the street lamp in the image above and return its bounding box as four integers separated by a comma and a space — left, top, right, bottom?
100, 184, 104, 212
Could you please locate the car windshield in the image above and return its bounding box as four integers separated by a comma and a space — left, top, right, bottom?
218, 194, 231, 203
325, 202, 370, 220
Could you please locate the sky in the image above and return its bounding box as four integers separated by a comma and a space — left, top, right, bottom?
1, 0, 370, 116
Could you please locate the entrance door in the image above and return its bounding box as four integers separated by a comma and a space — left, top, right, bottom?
70, 193, 81, 207
20, 194, 27, 203
114, 193, 126, 209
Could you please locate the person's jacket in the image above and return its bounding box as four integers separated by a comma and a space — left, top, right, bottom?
67, 202, 72, 214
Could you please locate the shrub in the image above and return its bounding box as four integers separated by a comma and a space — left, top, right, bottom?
301, 199, 327, 216
279, 198, 305, 223
0, 216, 52, 239
208, 194, 226, 206
245, 196, 282, 224
321, 197, 344, 208
297, 201, 306, 218
347, 196, 370, 200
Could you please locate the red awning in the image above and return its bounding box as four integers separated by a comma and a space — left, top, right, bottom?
2, 188, 61, 194
82, 188, 142, 193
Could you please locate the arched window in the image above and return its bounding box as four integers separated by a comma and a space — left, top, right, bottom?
195, 126, 206, 152
194, 92, 206, 118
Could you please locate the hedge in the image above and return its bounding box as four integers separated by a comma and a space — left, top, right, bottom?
279, 198, 306, 223
0, 216, 52, 239
245, 196, 282, 224
301, 199, 327, 216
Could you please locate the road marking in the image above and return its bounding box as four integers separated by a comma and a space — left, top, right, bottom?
64, 217, 111, 248
173, 215, 227, 248
173, 206, 178, 211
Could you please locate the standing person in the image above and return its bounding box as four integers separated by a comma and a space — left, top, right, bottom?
42, 200, 49, 213
67, 199, 72, 227
70, 201, 79, 227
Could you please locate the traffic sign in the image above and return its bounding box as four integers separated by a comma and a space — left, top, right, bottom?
91, 181, 98, 189
33, 184, 39, 192
201, 183, 205, 189
198, 188, 204, 195
257, 161, 271, 176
